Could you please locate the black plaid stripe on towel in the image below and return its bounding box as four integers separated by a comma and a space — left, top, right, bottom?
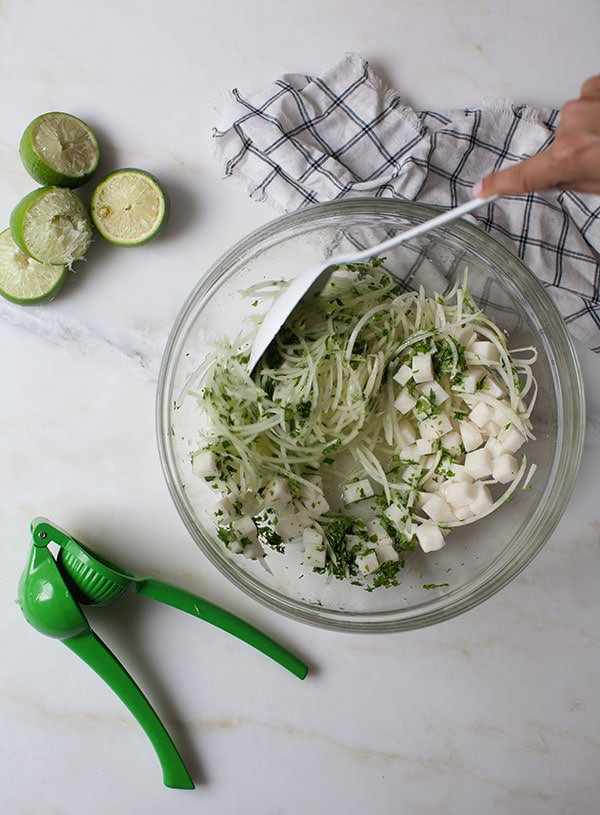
214, 52, 600, 351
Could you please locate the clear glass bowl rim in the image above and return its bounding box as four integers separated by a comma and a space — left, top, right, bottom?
156, 198, 586, 633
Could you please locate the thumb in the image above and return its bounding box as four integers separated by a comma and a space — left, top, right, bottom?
474, 149, 560, 198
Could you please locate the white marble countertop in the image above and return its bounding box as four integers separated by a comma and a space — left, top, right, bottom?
1, 2, 599, 813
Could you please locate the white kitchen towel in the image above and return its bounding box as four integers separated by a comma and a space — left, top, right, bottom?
214, 52, 600, 351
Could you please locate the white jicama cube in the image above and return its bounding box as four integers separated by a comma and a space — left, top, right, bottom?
212, 495, 235, 521
454, 324, 477, 347
421, 494, 456, 523
469, 401, 493, 429
446, 463, 474, 482
482, 420, 502, 438
411, 352, 433, 383
383, 502, 406, 527
499, 425, 526, 453
366, 518, 394, 547
356, 550, 379, 575
459, 419, 483, 452
492, 453, 519, 483
192, 450, 219, 479
303, 528, 326, 567
456, 366, 485, 394
400, 443, 420, 462
485, 436, 507, 457
232, 515, 258, 543
418, 380, 450, 405
453, 504, 475, 520
394, 387, 417, 414
491, 405, 509, 426
419, 413, 453, 440
440, 480, 479, 509
464, 448, 493, 479
416, 437, 436, 455
440, 430, 462, 457
402, 463, 421, 486
301, 481, 330, 515
481, 376, 506, 400
263, 477, 292, 509
342, 478, 374, 504
375, 543, 399, 564
393, 363, 414, 386
470, 482, 493, 515
276, 506, 306, 540
467, 340, 501, 363
415, 523, 446, 553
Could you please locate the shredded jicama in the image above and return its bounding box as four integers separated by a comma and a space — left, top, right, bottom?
186, 263, 537, 588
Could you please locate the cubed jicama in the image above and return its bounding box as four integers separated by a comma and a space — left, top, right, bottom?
499, 425, 527, 453
419, 413, 453, 440
411, 352, 433, 383
192, 450, 219, 478
468, 401, 494, 429
492, 452, 519, 483
393, 363, 413, 386
418, 380, 450, 405
464, 448, 494, 479
342, 478, 374, 504
454, 366, 485, 394
459, 419, 483, 452
394, 387, 418, 414
356, 550, 379, 575
440, 480, 479, 509
383, 502, 406, 527
375, 543, 399, 564
232, 515, 258, 543
263, 476, 292, 509
467, 340, 501, 363
415, 523, 446, 552
421, 494, 456, 523
366, 518, 394, 547
303, 528, 326, 567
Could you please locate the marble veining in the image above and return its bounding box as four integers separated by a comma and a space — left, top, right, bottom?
1, 1, 599, 814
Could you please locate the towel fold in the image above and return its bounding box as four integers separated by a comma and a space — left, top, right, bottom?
214, 52, 600, 350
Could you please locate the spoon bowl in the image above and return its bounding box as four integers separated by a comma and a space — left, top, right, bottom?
247, 196, 496, 371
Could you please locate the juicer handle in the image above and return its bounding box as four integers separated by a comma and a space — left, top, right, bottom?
138, 579, 308, 680
65, 629, 194, 790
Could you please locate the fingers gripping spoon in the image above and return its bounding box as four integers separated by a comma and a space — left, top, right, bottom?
17, 518, 308, 790
247, 196, 497, 373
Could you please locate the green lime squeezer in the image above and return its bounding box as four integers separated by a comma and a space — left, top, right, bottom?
17, 517, 308, 790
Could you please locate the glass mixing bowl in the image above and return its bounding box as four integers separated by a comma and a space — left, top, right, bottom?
156, 199, 585, 632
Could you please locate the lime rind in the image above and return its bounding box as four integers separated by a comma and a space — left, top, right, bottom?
10, 186, 93, 266
19, 111, 100, 188
90, 168, 169, 246
0, 228, 68, 304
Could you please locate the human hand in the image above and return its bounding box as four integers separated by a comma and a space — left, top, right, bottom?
474, 75, 600, 198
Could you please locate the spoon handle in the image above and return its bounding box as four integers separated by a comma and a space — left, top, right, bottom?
348, 196, 498, 262
139, 578, 308, 680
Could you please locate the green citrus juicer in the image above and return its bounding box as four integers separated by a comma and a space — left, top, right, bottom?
17, 517, 308, 790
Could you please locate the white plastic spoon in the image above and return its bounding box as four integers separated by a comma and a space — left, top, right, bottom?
248, 196, 497, 372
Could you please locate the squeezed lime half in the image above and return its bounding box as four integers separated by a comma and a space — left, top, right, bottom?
19, 111, 100, 188
90, 168, 169, 246
10, 186, 93, 266
0, 228, 68, 304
